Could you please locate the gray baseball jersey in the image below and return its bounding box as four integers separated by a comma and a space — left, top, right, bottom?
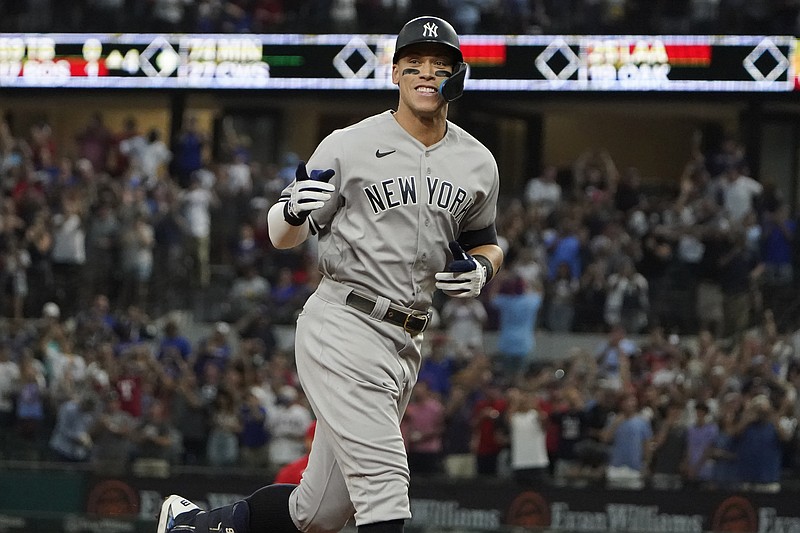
279, 110, 499, 531
282, 109, 499, 311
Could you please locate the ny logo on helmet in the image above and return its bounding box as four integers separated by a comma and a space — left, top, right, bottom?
422, 22, 438, 38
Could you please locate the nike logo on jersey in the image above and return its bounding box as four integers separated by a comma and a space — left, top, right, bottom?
375, 149, 396, 158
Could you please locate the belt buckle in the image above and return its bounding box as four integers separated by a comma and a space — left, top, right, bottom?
403, 312, 430, 336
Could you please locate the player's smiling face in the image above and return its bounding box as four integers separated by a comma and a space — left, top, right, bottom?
393, 44, 454, 116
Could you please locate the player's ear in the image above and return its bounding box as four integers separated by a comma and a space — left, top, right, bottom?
391, 63, 401, 85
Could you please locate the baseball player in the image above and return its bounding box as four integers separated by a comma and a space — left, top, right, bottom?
157, 15, 503, 533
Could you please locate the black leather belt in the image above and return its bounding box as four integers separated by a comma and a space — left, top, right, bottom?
345, 292, 430, 336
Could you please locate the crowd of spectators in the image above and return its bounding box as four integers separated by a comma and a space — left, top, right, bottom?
1, 100, 800, 494
2, 0, 799, 36
3, 13, 800, 489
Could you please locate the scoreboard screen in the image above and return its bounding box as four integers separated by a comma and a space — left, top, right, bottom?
0, 33, 796, 92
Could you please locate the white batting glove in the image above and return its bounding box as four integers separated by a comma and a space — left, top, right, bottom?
283, 161, 336, 226
435, 241, 487, 298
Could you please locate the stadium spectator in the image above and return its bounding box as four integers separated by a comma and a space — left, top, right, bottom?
138, 129, 173, 189
712, 154, 763, 224
269, 266, 308, 325
718, 230, 764, 340
439, 296, 489, 356
572, 149, 619, 206
547, 217, 583, 282
237, 309, 278, 363
648, 399, 687, 490
231, 222, 265, 274
13, 354, 47, 459
227, 264, 271, 322
545, 261, 579, 332
132, 398, 180, 475
1, 233, 31, 319
418, 334, 458, 398
733, 393, 793, 492
85, 201, 120, 301
684, 401, 719, 487
525, 165, 563, 219
442, 381, 478, 479
601, 392, 653, 489
206, 389, 242, 467
113, 350, 147, 419
506, 387, 550, 486
91, 390, 136, 473
45, 334, 87, 408
489, 272, 544, 380
594, 325, 638, 391
273, 420, 316, 484
238, 388, 271, 469
471, 377, 509, 476
23, 209, 55, 317
48, 392, 98, 462
707, 391, 743, 489
150, 183, 188, 314
118, 212, 155, 308
574, 259, 608, 333
74, 113, 113, 176
50, 193, 88, 317
549, 385, 591, 486
603, 257, 650, 334
193, 321, 234, 379
181, 173, 218, 289
171, 368, 211, 466
267, 384, 313, 468
110, 117, 140, 178
0, 343, 20, 459
172, 116, 207, 189
158, 319, 193, 369
760, 204, 796, 320
402, 381, 446, 475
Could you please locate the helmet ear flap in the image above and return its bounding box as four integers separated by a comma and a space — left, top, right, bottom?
439, 62, 468, 102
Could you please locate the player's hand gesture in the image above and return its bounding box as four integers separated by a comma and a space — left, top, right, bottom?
283, 161, 335, 226
435, 241, 487, 298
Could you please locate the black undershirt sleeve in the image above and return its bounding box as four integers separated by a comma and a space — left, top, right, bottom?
457, 224, 498, 251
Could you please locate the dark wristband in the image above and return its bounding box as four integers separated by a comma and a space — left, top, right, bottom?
474, 255, 494, 281
283, 201, 308, 226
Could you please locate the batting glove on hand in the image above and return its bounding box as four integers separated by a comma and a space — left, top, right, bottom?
435, 241, 487, 298
283, 161, 336, 226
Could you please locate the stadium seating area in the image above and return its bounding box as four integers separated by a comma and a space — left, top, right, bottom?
1, 3, 800, 493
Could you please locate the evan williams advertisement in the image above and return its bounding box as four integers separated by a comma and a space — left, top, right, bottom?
56, 475, 800, 533
406, 481, 800, 533
79, 474, 800, 532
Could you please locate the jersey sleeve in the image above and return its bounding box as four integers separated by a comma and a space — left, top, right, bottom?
459, 146, 500, 235
276, 132, 343, 234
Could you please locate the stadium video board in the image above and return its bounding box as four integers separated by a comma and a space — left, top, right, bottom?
0, 33, 797, 92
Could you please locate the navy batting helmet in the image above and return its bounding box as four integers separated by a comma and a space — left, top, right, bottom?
392, 16, 463, 64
